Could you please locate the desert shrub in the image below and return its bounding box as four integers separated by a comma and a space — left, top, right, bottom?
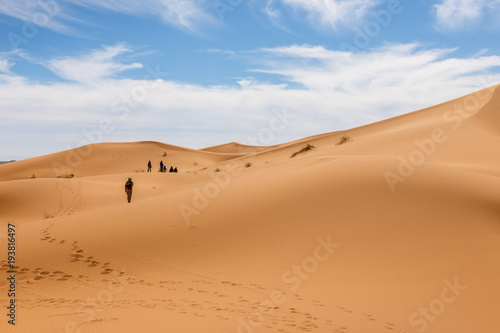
57, 173, 74, 179
291, 144, 315, 158
245, 162, 252, 168
336, 136, 351, 146
42, 210, 54, 219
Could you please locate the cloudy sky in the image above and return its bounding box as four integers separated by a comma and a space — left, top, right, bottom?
1, 0, 500, 160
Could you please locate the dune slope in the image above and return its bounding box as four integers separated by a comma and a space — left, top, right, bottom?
1, 85, 500, 333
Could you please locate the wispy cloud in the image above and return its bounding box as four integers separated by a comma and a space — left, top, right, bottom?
265, 0, 381, 30
72, 0, 217, 32
46, 43, 143, 83
253, 44, 475, 91
259, 0, 293, 33
434, 0, 500, 31
0, 59, 14, 74
0, 0, 217, 35
0, 50, 28, 75
157, 0, 218, 32
0, 0, 387, 37
0, 0, 80, 35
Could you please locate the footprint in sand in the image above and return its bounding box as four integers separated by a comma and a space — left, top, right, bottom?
100, 268, 114, 275
312, 300, 324, 307
363, 313, 376, 321
333, 327, 348, 333
385, 322, 395, 330
88, 260, 100, 267
57, 274, 72, 281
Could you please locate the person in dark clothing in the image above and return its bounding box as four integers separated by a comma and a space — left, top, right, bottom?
159, 161, 164, 172
125, 178, 134, 203
147, 161, 152, 172
169, 166, 174, 173
163, 165, 167, 172
174, 167, 178, 173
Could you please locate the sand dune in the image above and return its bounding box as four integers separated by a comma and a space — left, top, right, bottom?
0, 141, 245, 182
200, 142, 278, 154
1, 85, 500, 333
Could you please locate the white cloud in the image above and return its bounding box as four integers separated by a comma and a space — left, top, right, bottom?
260, 0, 294, 32
264, 0, 282, 20
0, 59, 14, 73
1, 43, 500, 159
261, 44, 344, 60
0, 0, 79, 36
254, 44, 467, 91
270, 0, 381, 30
0, 50, 28, 76
158, 0, 218, 31
0, 0, 216, 35
72, 0, 217, 32
0, 0, 387, 37
434, 0, 500, 31
46, 44, 143, 83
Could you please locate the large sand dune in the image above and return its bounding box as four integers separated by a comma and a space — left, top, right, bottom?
1, 85, 500, 333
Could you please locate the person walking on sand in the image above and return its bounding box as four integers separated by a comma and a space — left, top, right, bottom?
125, 178, 134, 203
147, 160, 152, 172
160, 161, 164, 172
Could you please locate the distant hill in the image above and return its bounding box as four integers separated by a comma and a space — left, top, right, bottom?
0, 160, 15, 165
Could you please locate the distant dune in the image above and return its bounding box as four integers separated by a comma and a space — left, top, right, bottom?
200, 142, 280, 154
1, 85, 499, 333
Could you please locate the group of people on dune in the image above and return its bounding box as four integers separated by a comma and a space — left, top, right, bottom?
151, 160, 178, 173
124, 160, 179, 203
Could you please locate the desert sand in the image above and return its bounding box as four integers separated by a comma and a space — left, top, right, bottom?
1, 85, 500, 333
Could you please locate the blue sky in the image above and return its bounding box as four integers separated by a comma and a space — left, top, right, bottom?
1, 0, 500, 160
